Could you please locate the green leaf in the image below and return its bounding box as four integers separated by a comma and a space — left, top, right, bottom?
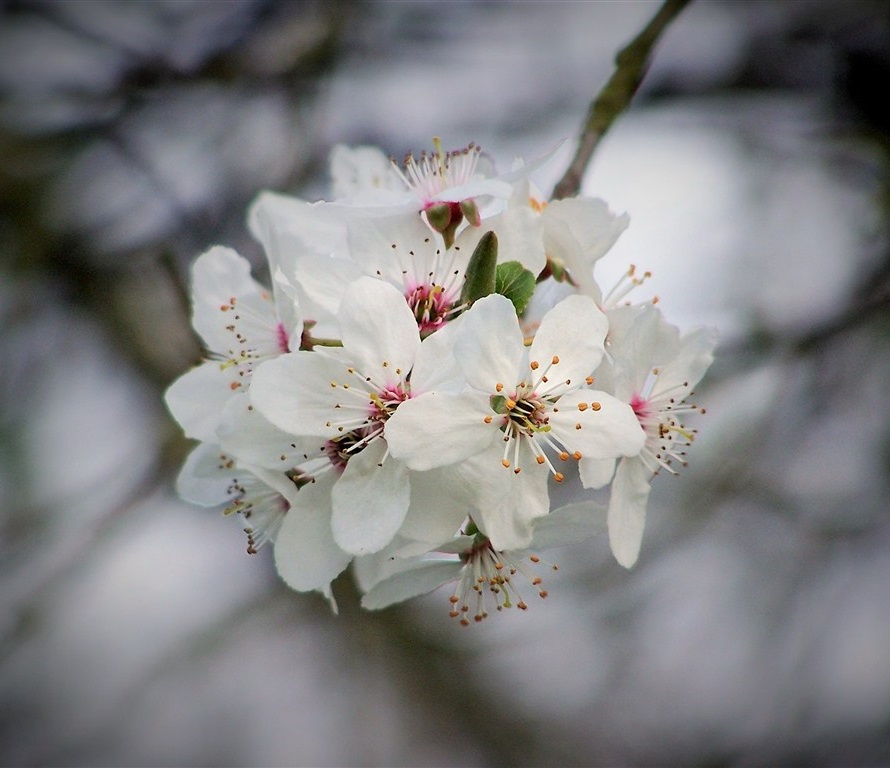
460, 231, 498, 306
495, 260, 536, 315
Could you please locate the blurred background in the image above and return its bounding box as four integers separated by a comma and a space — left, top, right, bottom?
1, 0, 889, 765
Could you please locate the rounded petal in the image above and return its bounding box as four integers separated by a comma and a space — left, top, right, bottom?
550, 389, 646, 462
361, 560, 463, 610
458, 446, 550, 550
274, 476, 352, 593
384, 392, 494, 471
329, 144, 402, 201
652, 325, 718, 399
579, 456, 616, 489
165, 362, 240, 441
218, 393, 320, 470
608, 457, 653, 568
190, 246, 279, 354
542, 197, 629, 299
339, 277, 420, 384
409, 316, 465, 394
175, 442, 233, 506
250, 351, 350, 438
456, 204, 546, 275
531, 500, 608, 549
529, 294, 608, 393
345, 213, 444, 285
398, 466, 472, 545
331, 440, 410, 555
454, 293, 524, 392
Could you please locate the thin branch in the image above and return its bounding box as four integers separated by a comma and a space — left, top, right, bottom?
551, 0, 692, 200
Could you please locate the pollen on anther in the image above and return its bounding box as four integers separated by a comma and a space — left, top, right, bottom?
483, 415, 493, 424
591, 402, 602, 411
586, 376, 594, 385
559, 451, 569, 461
505, 399, 516, 409
530, 360, 539, 370
554, 472, 564, 483
573, 451, 582, 460
577, 402, 588, 411
502, 459, 511, 468
551, 355, 560, 364
536, 455, 545, 464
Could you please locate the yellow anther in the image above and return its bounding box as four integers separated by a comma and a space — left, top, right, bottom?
577, 402, 588, 411
554, 472, 564, 483
591, 402, 602, 411
483, 415, 493, 424
536, 455, 546, 464
502, 459, 511, 468
530, 360, 539, 370
551, 355, 560, 365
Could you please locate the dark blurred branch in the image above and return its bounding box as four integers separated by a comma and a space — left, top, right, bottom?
551, 0, 692, 200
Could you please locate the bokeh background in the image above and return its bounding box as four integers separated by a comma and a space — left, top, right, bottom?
2, 1, 890, 765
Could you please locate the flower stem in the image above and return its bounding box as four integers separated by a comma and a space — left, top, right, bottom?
551, 0, 692, 200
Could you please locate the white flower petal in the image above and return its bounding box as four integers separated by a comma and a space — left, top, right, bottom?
531, 500, 608, 549
652, 325, 718, 399
331, 440, 410, 555
345, 213, 444, 284
542, 197, 629, 301
274, 476, 352, 593
218, 393, 319, 470
460, 447, 550, 550
579, 456, 616, 489
175, 442, 233, 506
550, 389, 646, 463
398, 467, 472, 545
384, 392, 494, 471
529, 294, 608, 391
409, 316, 466, 394
250, 351, 348, 438
456, 204, 545, 275
165, 362, 241, 441
608, 457, 653, 568
329, 144, 402, 201
454, 293, 524, 392
361, 561, 463, 610
339, 277, 420, 383
190, 246, 279, 354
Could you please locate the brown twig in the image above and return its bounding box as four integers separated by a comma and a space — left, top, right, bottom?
551, 0, 692, 200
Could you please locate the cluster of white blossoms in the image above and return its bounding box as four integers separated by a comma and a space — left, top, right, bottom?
165, 139, 716, 624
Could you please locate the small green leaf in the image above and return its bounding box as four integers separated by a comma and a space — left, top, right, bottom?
460, 231, 498, 306
495, 260, 536, 315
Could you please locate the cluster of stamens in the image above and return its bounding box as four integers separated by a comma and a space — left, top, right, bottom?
387, 236, 467, 335
486, 356, 598, 481
217, 452, 289, 554
631, 373, 706, 475
391, 138, 482, 205
217, 293, 289, 392
601, 264, 658, 309
449, 532, 555, 626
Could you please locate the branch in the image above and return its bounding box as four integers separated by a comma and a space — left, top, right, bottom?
551, 0, 692, 200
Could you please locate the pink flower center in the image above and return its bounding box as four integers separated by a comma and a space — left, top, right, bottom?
275, 321, 290, 353
405, 283, 455, 336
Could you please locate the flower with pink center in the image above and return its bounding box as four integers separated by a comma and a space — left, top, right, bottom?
250, 277, 464, 555
384, 292, 645, 550
176, 441, 350, 603
581, 304, 716, 567
164, 245, 301, 442
358, 500, 609, 620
